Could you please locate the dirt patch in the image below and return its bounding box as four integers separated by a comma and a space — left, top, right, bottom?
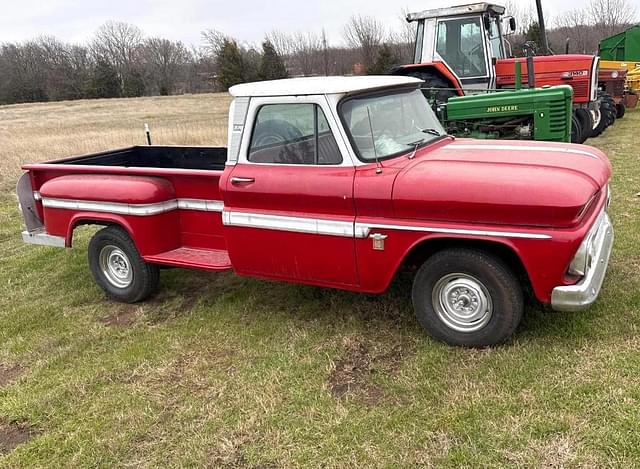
0, 364, 24, 388
101, 305, 140, 327
327, 337, 415, 405
0, 421, 36, 455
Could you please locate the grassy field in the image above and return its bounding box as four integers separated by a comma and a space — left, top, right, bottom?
1, 94, 639, 468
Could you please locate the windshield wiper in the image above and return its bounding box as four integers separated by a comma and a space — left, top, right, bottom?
407, 139, 425, 159
421, 128, 442, 136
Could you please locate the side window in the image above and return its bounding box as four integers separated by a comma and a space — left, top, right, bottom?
248, 103, 342, 165
436, 17, 487, 78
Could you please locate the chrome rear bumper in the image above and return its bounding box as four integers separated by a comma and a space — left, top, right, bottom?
551, 212, 614, 311
22, 229, 65, 248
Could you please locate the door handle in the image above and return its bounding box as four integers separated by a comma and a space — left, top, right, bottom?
230, 176, 255, 184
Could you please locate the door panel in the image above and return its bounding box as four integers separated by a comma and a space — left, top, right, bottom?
222, 164, 358, 286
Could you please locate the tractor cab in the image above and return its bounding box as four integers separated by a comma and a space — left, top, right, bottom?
407, 3, 516, 93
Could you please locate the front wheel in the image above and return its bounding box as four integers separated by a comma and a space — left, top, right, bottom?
88, 226, 159, 303
412, 249, 523, 347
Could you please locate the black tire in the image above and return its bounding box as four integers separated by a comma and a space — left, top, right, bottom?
601, 95, 617, 128
616, 102, 626, 119
574, 108, 592, 142
412, 248, 523, 347
570, 114, 583, 144
406, 71, 457, 107
88, 226, 159, 303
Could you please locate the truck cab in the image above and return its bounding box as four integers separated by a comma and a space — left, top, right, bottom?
18, 76, 614, 347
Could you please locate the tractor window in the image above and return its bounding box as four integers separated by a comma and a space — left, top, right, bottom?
488, 17, 505, 59
436, 16, 487, 78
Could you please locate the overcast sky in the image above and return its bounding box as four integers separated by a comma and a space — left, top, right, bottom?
1, 0, 639, 48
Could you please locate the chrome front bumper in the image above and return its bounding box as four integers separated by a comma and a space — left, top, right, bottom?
551, 212, 614, 311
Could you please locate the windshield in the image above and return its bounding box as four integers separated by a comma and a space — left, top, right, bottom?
340, 88, 446, 162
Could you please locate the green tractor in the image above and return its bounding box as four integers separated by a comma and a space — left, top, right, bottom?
428, 62, 573, 143
438, 84, 572, 142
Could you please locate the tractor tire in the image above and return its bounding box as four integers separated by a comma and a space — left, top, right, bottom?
405, 71, 457, 107
574, 108, 592, 143
602, 95, 617, 128
571, 114, 583, 144
616, 102, 626, 119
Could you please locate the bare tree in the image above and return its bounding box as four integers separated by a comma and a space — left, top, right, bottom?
91, 21, 144, 94
554, 8, 594, 54
343, 15, 385, 69
143, 38, 191, 95
388, 9, 416, 64
201, 29, 229, 57
587, 0, 637, 37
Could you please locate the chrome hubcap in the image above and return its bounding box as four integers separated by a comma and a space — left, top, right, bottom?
432, 273, 492, 332
99, 245, 132, 288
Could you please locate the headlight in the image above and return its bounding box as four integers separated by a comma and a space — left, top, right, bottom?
612, 71, 619, 79
568, 212, 603, 276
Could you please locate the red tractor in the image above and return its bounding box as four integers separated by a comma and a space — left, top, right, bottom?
391, 3, 604, 143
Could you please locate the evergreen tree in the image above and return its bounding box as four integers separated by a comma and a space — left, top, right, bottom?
123, 69, 146, 97
524, 22, 542, 53
216, 39, 245, 90
259, 40, 288, 80
367, 44, 398, 75
86, 58, 120, 98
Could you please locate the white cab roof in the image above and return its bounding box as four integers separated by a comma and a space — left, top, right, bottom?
229, 76, 422, 97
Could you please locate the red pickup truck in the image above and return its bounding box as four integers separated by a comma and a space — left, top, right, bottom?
17, 76, 614, 346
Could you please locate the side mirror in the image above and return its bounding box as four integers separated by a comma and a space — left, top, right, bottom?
503, 16, 516, 36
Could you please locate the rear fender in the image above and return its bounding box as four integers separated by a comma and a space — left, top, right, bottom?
391, 62, 464, 96
66, 213, 135, 248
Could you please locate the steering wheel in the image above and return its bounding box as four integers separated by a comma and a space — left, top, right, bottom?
252, 119, 303, 147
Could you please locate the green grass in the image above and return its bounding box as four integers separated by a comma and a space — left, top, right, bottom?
1, 99, 640, 467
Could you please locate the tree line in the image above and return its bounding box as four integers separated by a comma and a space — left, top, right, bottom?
0, 0, 637, 105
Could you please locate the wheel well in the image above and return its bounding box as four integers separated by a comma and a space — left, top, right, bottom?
399, 237, 533, 295
67, 219, 127, 247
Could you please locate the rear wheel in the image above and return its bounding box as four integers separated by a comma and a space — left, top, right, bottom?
571, 114, 583, 144
601, 94, 617, 128
574, 108, 592, 142
88, 226, 159, 303
412, 248, 523, 347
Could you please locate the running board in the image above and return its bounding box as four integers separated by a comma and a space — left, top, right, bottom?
144, 247, 232, 271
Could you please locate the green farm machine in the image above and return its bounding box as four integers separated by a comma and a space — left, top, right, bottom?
434, 63, 573, 142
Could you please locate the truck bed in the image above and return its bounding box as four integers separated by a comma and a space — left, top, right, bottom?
49, 145, 227, 171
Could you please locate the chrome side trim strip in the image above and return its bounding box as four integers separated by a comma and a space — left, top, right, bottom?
177, 199, 224, 212
223, 211, 364, 238
42, 197, 178, 215
41, 197, 224, 215
221, 211, 548, 240
355, 222, 552, 239
33, 191, 42, 201
22, 229, 65, 248
445, 144, 600, 160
